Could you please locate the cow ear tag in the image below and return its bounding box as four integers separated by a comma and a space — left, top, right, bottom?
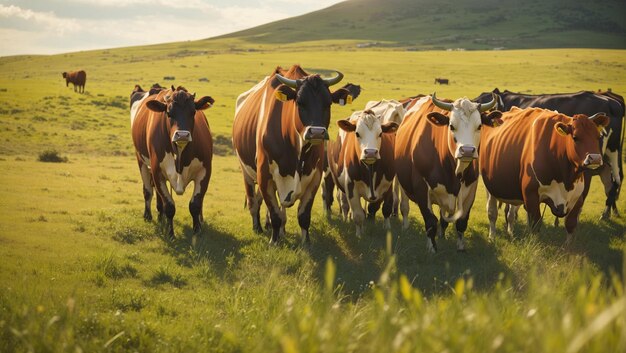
347, 95, 353, 104
555, 125, 568, 136
274, 91, 287, 102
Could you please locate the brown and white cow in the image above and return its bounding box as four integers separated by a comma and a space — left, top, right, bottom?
394, 94, 500, 252
327, 109, 398, 236
62, 70, 86, 93
131, 85, 215, 238
480, 107, 609, 243
232, 65, 359, 244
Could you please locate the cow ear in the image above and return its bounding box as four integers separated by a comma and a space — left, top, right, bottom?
381, 122, 399, 133
481, 111, 504, 127
337, 119, 356, 132
146, 99, 167, 112
426, 112, 449, 126
590, 114, 610, 128
554, 122, 572, 136
274, 85, 296, 102
331, 88, 353, 106
195, 96, 215, 110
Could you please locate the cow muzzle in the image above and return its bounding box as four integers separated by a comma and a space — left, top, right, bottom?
361, 148, 379, 165
304, 126, 328, 145
455, 145, 477, 161
172, 130, 192, 150
583, 153, 602, 169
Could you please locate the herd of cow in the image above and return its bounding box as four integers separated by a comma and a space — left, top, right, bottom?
124, 65, 624, 252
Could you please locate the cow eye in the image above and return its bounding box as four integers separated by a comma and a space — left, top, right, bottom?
449, 125, 456, 132
477, 125, 482, 131
572, 135, 579, 142
379, 132, 382, 137
356, 132, 361, 138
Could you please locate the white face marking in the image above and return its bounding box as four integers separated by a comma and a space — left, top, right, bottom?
130, 92, 149, 127
537, 179, 585, 215
160, 155, 205, 196
448, 99, 482, 159
354, 115, 383, 161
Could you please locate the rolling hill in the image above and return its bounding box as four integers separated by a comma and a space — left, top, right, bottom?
217, 0, 626, 49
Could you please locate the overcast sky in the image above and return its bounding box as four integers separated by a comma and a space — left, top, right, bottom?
0, 0, 343, 56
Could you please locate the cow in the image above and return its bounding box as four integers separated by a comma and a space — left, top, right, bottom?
131, 85, 215, 238
232, 65, 360, 244
326, 108, 399, 236
434, 78, 449, 85
474, 89, 624, 220
62, 70, 86, 93
130, 83, 165, 123
394, 93, 500, 252
322, 99, 405, 219
480, 107, 609, 243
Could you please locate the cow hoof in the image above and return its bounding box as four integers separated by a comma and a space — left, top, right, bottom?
193, 225, 202, 234
599, 210, 610, 221
426, 239, 437, 253
144, 214, 153, 222
253, 224, 263, 234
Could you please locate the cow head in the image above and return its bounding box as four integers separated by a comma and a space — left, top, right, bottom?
274, 71, 355, 145
554, 112, 609, 170
428, 93, 501, 175
145, 86, 214, 170
337, 110, 398, 165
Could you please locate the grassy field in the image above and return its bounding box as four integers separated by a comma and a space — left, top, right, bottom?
0, 44, 625, 352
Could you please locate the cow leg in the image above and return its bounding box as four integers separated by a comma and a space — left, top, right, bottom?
381, 187, 394, 230
258, 176, 283, 244
564, 196, 584, 246
506, 205, 519, 236
400, 187, 410, 230
136, 157, 153, 221
156, 192, 165, 221
438, 210, 448, 239
455, 210, 471, 252
367, 200, 381, 220
297, 189, 317, 246
189, 174, 209, 234
348, 194, 366, 237
243, 174, 263, 233
154, 177, 175, 239
392, 177, 400, 217
337, 190, 349, 220
321, 172, 334, 218
486, 191, 498, 241
598, 165, 615, 220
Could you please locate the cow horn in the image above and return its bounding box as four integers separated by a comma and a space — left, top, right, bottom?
322, 71, 344, 86
588, 112, 606, 120
431, 92, 453, 111
478, 93, 497, 112
275, 73, 298, 88
171, 85, 175, 91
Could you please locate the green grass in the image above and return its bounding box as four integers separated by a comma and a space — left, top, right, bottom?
0, 45, 625, 352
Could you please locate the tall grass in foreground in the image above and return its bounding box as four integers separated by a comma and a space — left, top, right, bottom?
2, 233, 624, 353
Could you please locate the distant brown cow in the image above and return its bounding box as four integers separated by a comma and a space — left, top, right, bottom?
62, 70, 86, 93
434, 78, 449, 85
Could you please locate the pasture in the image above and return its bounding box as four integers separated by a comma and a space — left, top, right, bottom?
0, 45, 625, 352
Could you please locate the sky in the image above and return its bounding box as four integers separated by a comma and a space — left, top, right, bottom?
0, 0, 343, 56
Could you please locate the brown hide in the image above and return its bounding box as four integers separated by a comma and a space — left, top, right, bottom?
480, 107, 606, 233
62, 70, 86, 92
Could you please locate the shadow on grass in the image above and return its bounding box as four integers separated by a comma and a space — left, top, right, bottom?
154, 219, 253, 280
530, 216, 625, 277
308, 213, 514, 298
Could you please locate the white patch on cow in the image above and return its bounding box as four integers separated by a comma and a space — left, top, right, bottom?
428, 184, 457, 217
606, 149, 621, 187
235, 150, 257, 182
160, 154, 205, 196
130, 92, 149, 127
601, 128, 613, 155
235, 76, 269, 117
364, 99, 406, 124
269, 160, 300, 207
405, 96, 430, 116
537, 179, 584, 215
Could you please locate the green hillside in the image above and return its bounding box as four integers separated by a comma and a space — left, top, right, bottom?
218, 0, 626, 49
